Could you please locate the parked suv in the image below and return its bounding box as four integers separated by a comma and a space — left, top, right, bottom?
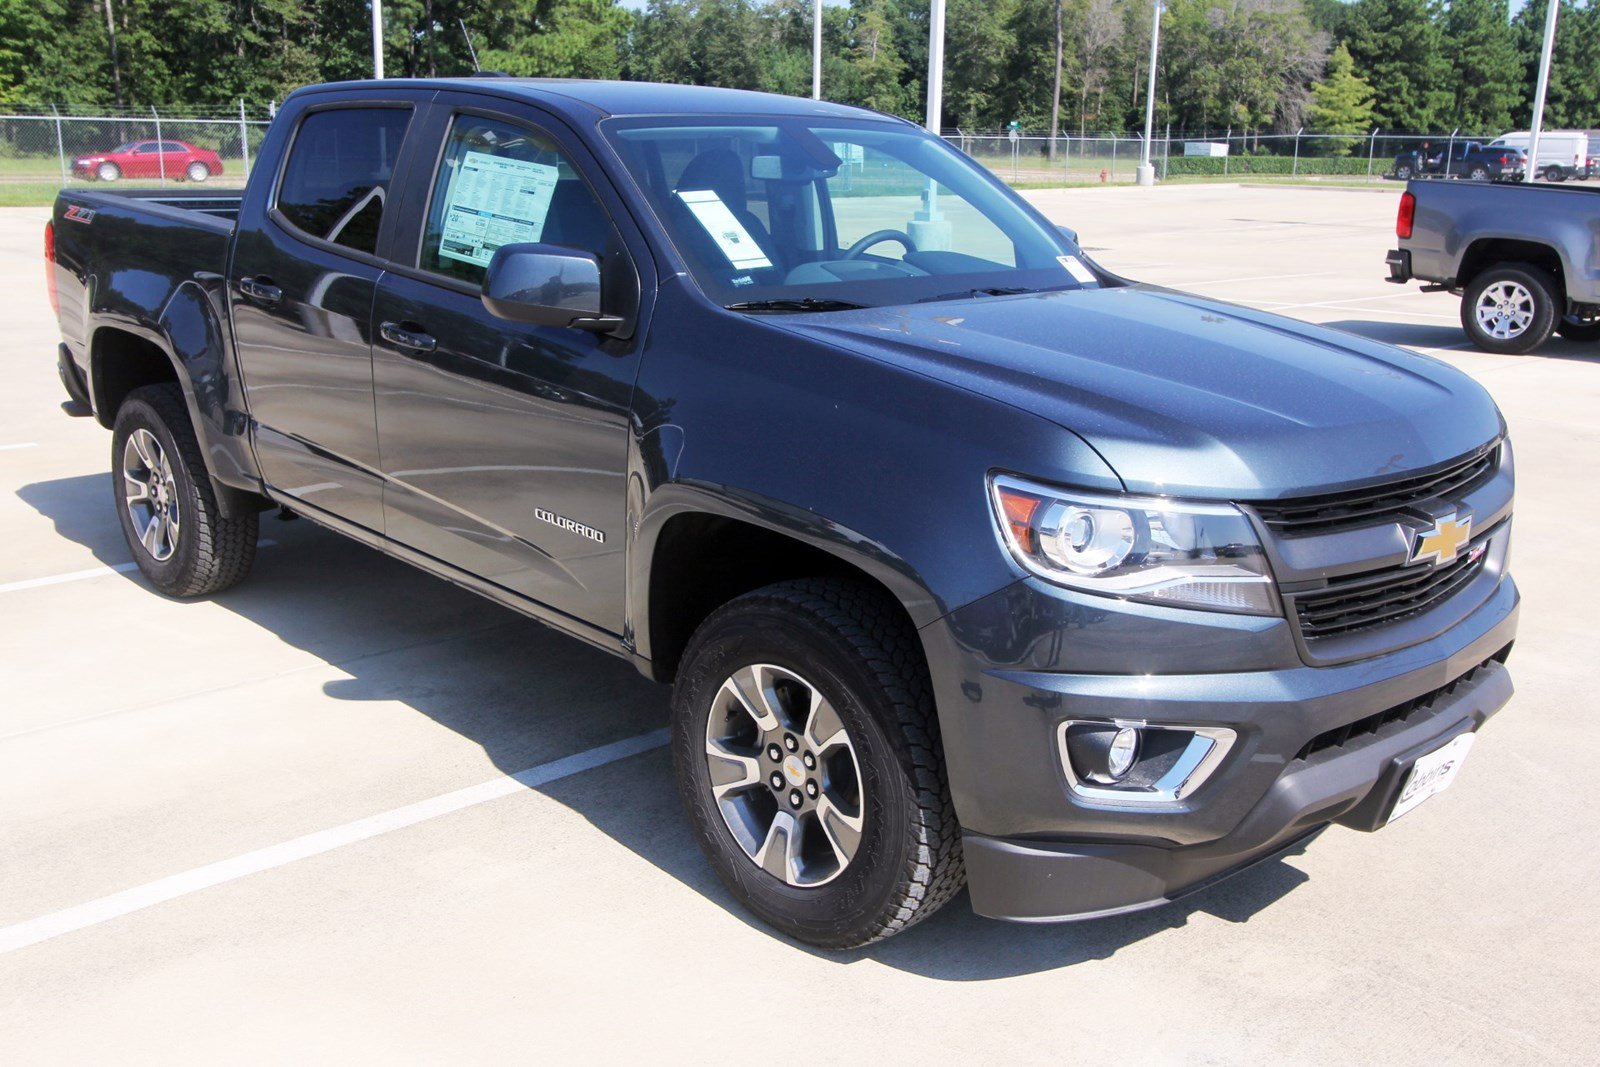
47, 79, 1519, 948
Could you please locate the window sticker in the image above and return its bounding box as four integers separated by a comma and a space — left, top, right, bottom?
1057, 255, 1098, 284
438, 150, 560, 268
677, 189, 773, 270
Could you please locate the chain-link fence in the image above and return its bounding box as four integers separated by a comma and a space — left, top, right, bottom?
944, 129, 1581, 184
0, 106, 272, 204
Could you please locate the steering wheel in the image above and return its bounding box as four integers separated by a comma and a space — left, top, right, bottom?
843, 229, 918, 260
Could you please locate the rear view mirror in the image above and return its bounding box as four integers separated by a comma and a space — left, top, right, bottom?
481, 243, 622, 332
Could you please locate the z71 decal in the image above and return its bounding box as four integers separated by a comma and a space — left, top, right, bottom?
63, 205, 97, 224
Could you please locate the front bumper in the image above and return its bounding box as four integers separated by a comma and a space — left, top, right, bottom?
921, 568, 1519, 922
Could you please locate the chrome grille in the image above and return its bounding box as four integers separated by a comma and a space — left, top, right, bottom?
1295, 542, 1488, 640
1252, 446, 1498, 537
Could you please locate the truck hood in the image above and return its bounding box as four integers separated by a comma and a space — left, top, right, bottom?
765, 285, 1503, 499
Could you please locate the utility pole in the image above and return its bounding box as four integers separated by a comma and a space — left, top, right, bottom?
372, 0, 385, 80
1136, 0, 1161, 186
812, 0, 822, 100
924, 0, 945, 134
912, 0, 951, 251
102, 0, 124, 107
1525, 0, 1559, 183
1049, 0, 1063, 161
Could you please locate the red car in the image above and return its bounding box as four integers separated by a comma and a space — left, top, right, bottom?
71, 140, 224, 183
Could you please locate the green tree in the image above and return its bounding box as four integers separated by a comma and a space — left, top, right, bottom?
1444, 0, 1520, 132
1512, 0, 1600, 129
1306, 41, 1376, 151
1342, 0, 1453, 131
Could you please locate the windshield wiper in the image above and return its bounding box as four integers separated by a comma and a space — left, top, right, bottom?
915, 286, 1035, 303
724, 297, 871, 313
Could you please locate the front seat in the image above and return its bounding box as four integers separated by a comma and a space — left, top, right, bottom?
672, 148, 784, 272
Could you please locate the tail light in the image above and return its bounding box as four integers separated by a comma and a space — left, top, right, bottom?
1500, 155, 1509, 164
1396, 191, 1415, 239
44, 220, 58, 316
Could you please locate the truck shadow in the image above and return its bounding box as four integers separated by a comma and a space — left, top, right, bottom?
1324, 318, 1600, 363
18, 472, 1309, 980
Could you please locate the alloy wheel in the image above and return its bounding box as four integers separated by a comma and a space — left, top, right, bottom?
122, 427, 181, 561
703, 663, 865, 887
1475, 280, 1536, 340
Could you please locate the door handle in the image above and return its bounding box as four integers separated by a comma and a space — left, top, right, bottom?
237, 276, 282, 305
380, 320, 437, 354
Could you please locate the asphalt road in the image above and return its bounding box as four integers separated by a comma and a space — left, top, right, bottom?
3, 184, 1595, 1063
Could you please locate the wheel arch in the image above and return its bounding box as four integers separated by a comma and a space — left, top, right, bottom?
89, 307, 266, 520
633, 487, 936, 685
1455, 237, 1568, 300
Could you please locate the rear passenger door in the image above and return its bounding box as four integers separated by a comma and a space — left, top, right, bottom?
370, 99, 654, 633
230, 97, 427, 531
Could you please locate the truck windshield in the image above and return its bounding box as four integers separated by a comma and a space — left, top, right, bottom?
603, 117, 1086, 310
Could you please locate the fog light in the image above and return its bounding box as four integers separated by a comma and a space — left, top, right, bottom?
1108, 727, 1139, 779
1064, 723, 1143, 784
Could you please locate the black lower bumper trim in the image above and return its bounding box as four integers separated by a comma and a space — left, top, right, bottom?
964, 658, 1512, 922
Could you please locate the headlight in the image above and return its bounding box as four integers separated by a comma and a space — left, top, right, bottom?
989, 474, 1279, 615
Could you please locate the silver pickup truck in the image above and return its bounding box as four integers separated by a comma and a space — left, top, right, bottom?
1386, 179, 1600, 353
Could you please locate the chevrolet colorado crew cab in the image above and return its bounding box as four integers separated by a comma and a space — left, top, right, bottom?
47, 79, 1519, 949
1387, 178, 1600, 353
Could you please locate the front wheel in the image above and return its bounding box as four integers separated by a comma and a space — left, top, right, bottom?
671, 579, 964, 949
1460, 263, 1559, 354
112, 384, 257, 596
97, 162, 120, 182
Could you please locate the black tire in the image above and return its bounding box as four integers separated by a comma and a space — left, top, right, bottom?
1460, 263, 1560, 354
1557, 313, 1600, 342
1395, 163, 1413, 181
96, 161, 120, 182
671, 579, 963, 949
56, 347, 92, 408
1469, 165, 1490, 181
1544, 166, 1566, 183
111, 384, 257, 597
186, 161, 210, 182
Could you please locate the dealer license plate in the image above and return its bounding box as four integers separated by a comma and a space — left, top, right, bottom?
1387, 733, 1475, 825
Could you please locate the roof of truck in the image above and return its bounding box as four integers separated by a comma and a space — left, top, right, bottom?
302, 78, 906, 125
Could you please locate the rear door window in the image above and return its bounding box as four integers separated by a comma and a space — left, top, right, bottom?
276, 107, 413, 256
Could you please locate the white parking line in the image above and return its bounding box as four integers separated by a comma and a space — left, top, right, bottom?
0, 728, 669, 955
0, 442, 40, 451
0, 540, 278, 594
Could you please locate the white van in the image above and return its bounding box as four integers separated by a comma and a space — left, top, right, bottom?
1488, 130, 1590, 181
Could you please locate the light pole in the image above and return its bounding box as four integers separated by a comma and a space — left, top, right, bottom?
371, 0, 385, 80
912, 0, 951, 251
812, 0, 822, 100
1526, 0, 1559, 183
1136, 0, 1162, 186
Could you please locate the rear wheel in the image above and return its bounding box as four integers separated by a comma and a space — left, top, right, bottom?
1460, 263, 1559, 354
185, 161, 210, 182
1557, 312, 1600, 342
1469, 165, 1490, 181
112, 384, 257, 596
1394, 163, 1413, 181
671, 579, 963, 949
97, 161, 120, 182
1543, 165, 1567, 182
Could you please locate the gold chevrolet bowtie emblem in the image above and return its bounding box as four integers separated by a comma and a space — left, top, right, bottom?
1412, 513, 1472, 566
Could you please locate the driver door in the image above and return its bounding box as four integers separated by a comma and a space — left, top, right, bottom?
370, 100, 653, 633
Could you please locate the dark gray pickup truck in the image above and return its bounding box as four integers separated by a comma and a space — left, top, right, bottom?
48, 78, 1518, 948
1387, 178, 1600, 352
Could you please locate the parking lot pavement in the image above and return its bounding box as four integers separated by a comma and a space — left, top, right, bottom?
3, 186, 1596, 1063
